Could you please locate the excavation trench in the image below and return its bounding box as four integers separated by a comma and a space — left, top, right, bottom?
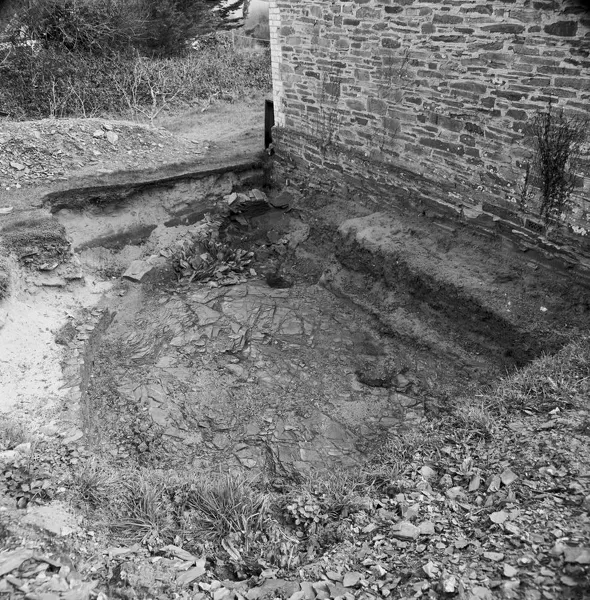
49, 168, 571, 476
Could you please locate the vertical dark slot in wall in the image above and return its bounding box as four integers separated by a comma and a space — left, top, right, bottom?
265, 99, 275, 149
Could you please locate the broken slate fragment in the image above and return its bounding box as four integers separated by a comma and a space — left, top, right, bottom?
177, 565, 206, 586
503, 564, 518, 578
250, 188, 267, 202
441, 574, 457, 594
390, 521, 419, 540
471, 586, 493, 599
0, 548, 34, 577
483, 551, 504, 562
269, 190, 293, 208
422, 561, 438, 579
122, 260, 155, 282
418, 521, 435, 536
195, 304, 222, 326
490, 510, 509, 524
161, 545, 197, 562
40, 276, 67, 287
500, 468, 518, 486
342, 572, 362, 588
420, 465, 436, 480
469, 474, 481, 491
564, 546, 590, 564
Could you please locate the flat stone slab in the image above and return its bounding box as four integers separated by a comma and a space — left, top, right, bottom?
21, 502, 81, 536
122, 258, 164, 282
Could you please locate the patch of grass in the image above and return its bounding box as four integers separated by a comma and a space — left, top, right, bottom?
109, 471, 176, 547
442, 401, 498, 443
69, 457, 117, 509
374, 424, 444, 468
104, 469, 272, 555
283, 467, 366, 538
368, 337, 590, 486
486, 336, 590, 413
180, 473, 270, 550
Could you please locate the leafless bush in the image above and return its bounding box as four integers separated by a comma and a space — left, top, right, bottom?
528, 101, 588, 227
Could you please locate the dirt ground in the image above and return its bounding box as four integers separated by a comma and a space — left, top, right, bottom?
0, 96, 266, 415
0, 93, 267, 212
0, 99, 589, 600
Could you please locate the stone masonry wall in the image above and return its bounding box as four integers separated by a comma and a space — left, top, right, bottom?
268, 0, 590, 273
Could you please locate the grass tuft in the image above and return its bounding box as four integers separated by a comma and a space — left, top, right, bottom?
69, 458, 117, 509
181, 473, 270, 545
109, 472, 176, 546
486, 336, 590, 413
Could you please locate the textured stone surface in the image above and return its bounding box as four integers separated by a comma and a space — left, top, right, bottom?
81, 279, 428, 472
268, 0, 590, 276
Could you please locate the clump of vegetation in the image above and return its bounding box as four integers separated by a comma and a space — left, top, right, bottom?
0, 0, 271, 120
181, 474, 269, 543
6, 0, 148, 55
173, 228, 255, 284
109, 472, 177, 547
524, 101, 588, 228
69, 457, 118, 509
283, 467, 365, 536
3, 0, 222, 57
104, 469, 275, 562
485, 336, 590, 413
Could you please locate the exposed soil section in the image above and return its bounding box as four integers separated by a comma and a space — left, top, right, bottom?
0, 95, 266, 212
39, 181, 587, 478
0, 106, 589, 600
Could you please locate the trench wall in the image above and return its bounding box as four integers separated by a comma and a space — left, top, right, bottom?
268, 0, 590, 274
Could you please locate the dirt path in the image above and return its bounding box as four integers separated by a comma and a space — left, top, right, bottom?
0, 96, 266, 212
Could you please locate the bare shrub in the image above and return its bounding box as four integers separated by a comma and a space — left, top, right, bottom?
528, 101, 588, 227
0, 36, 270, 120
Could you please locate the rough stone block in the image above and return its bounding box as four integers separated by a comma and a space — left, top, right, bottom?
420, 137, 465, 156
482, 24, 525, 34
433, 13, 463, 24
544, 21, 578, 36
450, 81, 487, 95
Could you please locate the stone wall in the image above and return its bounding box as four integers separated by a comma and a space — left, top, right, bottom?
268, 0, 590, 273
